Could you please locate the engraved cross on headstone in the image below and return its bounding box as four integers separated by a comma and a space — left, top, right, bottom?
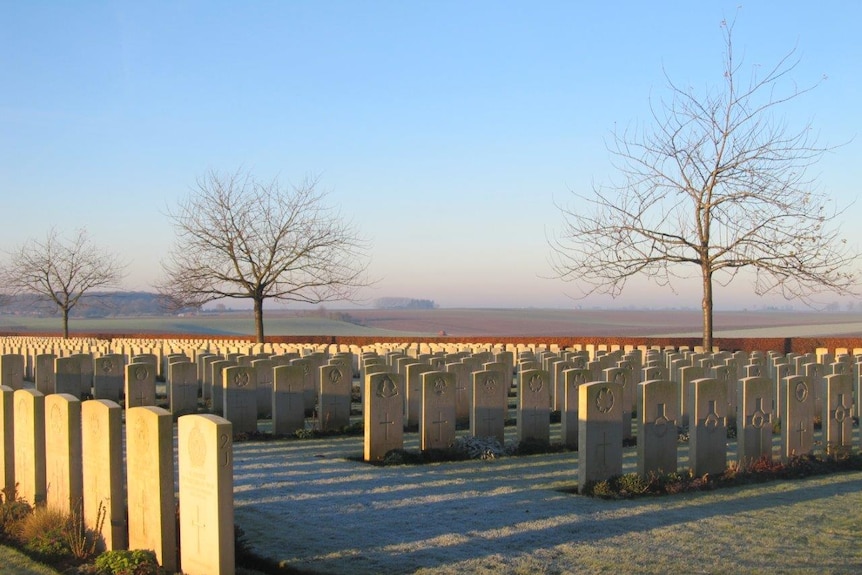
137, 488, 148, 537
136, 387, 149, 407
431, 411, 448, 442
595, 431, 611, 473
191, 505, 206, 553
454, 376, 467, 404
653, 402, 670, 437
379, 412, 395, 441
796, 420, 808, 447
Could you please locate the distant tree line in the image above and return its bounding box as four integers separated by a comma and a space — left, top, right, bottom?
374, 297, 437, 310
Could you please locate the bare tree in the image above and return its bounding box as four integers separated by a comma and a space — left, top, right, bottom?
549, 19, 859, 350
159, 170, 372, 343
1, 228, 126, 338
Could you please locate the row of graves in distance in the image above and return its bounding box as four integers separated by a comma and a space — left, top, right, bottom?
1, 336, 861, 571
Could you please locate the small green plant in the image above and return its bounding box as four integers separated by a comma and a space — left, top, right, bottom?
0, 485, 32, 543
94, 549, 160, 575
19, 506, 71, 564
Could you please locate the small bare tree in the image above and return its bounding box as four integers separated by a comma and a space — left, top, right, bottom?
159, 170, 371, 342
549, 19, 859, 350
1, 228, 126, 338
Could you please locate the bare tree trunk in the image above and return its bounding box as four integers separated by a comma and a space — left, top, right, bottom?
253, 297, 265, 343
701, 268, 713, 352
63, 308, 70, 339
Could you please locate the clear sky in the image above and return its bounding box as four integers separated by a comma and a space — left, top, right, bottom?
2, 1, 860, 311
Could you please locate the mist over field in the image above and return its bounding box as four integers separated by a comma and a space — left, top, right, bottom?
3, 308, 862, 339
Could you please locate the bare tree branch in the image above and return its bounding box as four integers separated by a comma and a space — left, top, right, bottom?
157, 169, 373, 342
0, 228, 126, 338
548, 16, 859, 349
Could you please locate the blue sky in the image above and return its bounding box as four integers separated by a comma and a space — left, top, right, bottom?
2, 1, 860, 310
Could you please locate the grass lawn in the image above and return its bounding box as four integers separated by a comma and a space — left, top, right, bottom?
0, 544, 60, 575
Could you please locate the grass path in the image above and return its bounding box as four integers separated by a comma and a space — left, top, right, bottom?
0, 545, 60, 575
233, 424, 862, 574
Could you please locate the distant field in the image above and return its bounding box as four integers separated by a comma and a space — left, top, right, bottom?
0, 314, 430, 338
3, 308, 862, 338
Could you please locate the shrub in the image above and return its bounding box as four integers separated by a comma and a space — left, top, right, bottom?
577, 452, 862, 499
94, 549, 160, 575
18, 506, 71, 564
451, 436, 506, 460
0, 486, 32, 543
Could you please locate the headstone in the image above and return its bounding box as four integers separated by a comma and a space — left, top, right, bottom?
518, 369, 550, 443
495, 351, 515, 383
578, 381, 623, 493
642, 365, 667, 381
445, 362, 472, 423
421, 372, 456, 451
0, 385, 13, 493
71, 353, 94, 397
178, 414, 235, 575
823, 373, 854, 456
780, 375, 814, 460
737, 376, 774, 466
405, 363, 434, 427
549, 358, 571, 411
855, 361, 862, 419
130, 353, 158, 379
745, 363, 763, 378
0, 354, 24, 390
272, 365, 306, 435
363, 372, 403, 461
44, 393, 82, 514
210, 359, 237, 416
319, 364, 351, 432
13, 388, 46, 505
81, 399, 125, 551
199, 354, 219, 402
251, 359, 274, 418
724, 360, 741, 427
126, 406, 177, 572
637, 380, 678, 477
94, 354, 124, 402
678, 365, 704, 426
709, 364, 733, 418
125, 362, 157, 409
688, 377, 727, 476
34, 353, 56, 395
55, 355, 82, 397
289, 358, 315, 412
304, 352, 326, 411
604, 366, 633, 438
471, 369, 507, 444
222, 366, 258, 435
561, 368, 591, 449
169, 360, 199, 417
803, 362, 825, 414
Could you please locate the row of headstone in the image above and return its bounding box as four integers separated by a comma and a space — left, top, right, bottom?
0, 386, 234, 575
5, 339, 862, 451
578, 373, 859, 492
